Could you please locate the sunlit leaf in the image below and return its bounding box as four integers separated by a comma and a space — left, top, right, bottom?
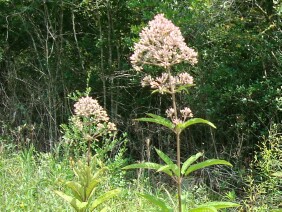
157, 164, 180, 177
155, 148, 174, 165
138, 193, 173, 212
123, 162, 173, 176
272, 171, 282, 178
176, 118, 216, 133
155, 148, 180, 176
135, 113, 174, 130
196, 201, 240, 209
85, 179, 100, 200
175, 84, 194, 93
90, 189, 121, 211
181, 152, 203, 175
189, 206, 217, 212
55, 190, 88, 211
65, 181, 84, 201
185, 159, 232, 176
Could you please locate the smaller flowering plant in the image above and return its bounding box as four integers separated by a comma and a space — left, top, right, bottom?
62, 96, 116, 165
73, 96, 116, 140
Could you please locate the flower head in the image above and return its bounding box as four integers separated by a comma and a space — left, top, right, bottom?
180, 107, 193, 121
141, 72, 194, 94
74, 96, 109, 122
130, 14, 198, 71
166, 107, 193, 126
166, 107, 175, 118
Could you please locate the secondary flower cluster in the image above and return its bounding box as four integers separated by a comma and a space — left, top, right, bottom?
130, 14, 198, 71
166, 107, 193, 125
141, 72, 194, 94
73, 96, 117, 137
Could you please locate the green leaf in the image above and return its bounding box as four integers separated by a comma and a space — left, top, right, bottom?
151, 88, 170, 94
100, 207, 108, 212
157, 164, 180, 177
155, 148, 174, 165
175, 84, 194, 93
272, 171, 282, 178
189, 206, 217, 212
185, 159, 232, 176
54, 190, 88, 211
138, 193, 173, 212
123, 162, 173, 176
85, 179, 100, 200
135, 113, 174, 130
90, 189, 121, 211
176, 118, 216, 132
181, 152, 203, 175
196, 201, 240, 209
65, 181, 84, 201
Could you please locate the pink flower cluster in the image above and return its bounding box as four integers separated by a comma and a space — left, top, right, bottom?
73, 96, 116, 132
141, 72, 194, 94
130, 14, 198, 71
166, 107, 193, 125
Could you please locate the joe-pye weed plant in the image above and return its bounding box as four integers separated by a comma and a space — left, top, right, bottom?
123, 14, 239, 211
56, 95, 121, 211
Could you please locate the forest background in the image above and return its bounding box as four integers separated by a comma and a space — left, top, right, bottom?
0, 0, 281, 211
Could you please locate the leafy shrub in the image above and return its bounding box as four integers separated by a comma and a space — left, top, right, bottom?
243, 124, 282, 211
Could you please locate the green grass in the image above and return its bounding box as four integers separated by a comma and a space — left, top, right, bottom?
0, 148, 72, 211
0, 145, 164, 211
2, 142, 279, 211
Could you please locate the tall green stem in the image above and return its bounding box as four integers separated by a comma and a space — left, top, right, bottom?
87, 140, 91, 166
176, 132, 182, 212
168, 67, 182, 212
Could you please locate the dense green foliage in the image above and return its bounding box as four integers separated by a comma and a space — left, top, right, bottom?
1, 0, 280, 159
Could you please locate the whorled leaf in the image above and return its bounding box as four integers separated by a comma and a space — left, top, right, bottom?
175, 84, 194, 93
155, 148, 174, 165
65, 181, 84, 202
181, 152, 203, 175
85, 179, 100, 200
122, 162, 173, 176
272, 171, 282, 178
135, 113, 174, 130
176, 118, 216, 134
189, 206, 217, 212
54, 190, 88, 211
195, 201, 240, 210
138, 193, 173, 212
157, 164, 180, 177
90, 189, 121, 211
185, 159, 232, 176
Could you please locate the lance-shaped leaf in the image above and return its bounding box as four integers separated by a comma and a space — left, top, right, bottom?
157, 164, 180, 177
184, 159, 232, 176
135, 113, 174, 130
176, 118, 216, 133
272, 171, 282, 178
175, 84, 194, 94
54, 190, 88, 211
90, 189, 121, 211
138, 193, 173, 212
85, 179, 100, 200
123, 162, 173, 176
194, 201, 240, 210
189, 206, 217, 212
181, 152, 203, 175
151, 88, 170, 94
155, 148, 180, 176
65, 181, 84, 201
